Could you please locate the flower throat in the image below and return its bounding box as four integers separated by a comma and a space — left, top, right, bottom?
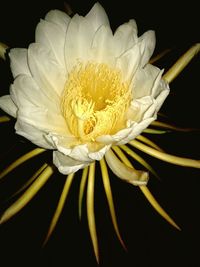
61, 62, 132, 142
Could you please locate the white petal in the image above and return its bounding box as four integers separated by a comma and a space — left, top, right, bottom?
127, 96, 154, 122
113, 19, 138, 56
139, 30, 156, 67
46, 133, 78, 154
51, 134, 110, 161
65, 14, 96, 71
116, 44, 141, 81
10, 75, 67, 135
132, 64, 162, 99
67, 143, 110, 162
153, 81, 170, 112
35, 19, 66, 68
90, 25, 115, 65
151, 70, 166, 98
15, 119, 54, 149
9, 48, 30, 78
117, 117, 155, 145
88, 145, 111, 160
105, 149, 148, 186
85, 2, 110, 30
45, 9, 70, 32
28, 43, 66, 97
0, 95, 17, 117
53, 151, 88, 175
96, 127, 132, 144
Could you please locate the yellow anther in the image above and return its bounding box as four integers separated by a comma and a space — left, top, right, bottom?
60, 62, 132, 142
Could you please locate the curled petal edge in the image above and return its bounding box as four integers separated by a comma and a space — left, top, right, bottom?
105, 149, 149, 186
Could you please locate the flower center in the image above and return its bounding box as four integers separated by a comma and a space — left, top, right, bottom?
61, 62, 132, 142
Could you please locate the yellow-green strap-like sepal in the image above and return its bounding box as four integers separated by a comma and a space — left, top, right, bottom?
87, 162, 99, 263
100, 158, 126, 250
149, 48, 171, 64
0, 165, 54, 224
118, 145, 159, 178
10, 163, 48, 199
0, 115, 10, 123
43, 172, 75, 245
136, 135, 164, 151
140, 186, 180, 230
78, 166, 89, 220
129, 140, 200, 168
151, 121, 198, 132
143, 128, 168, 134
114, 146, 180, 230
0, 148, 46, 180
0, 42, 8, 60
163, 43, 200, 83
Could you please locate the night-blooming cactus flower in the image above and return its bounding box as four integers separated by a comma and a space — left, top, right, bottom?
0, 2, 199, 263
0, 3, 169, 182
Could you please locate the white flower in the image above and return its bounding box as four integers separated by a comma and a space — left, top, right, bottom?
0, 3, 169, 176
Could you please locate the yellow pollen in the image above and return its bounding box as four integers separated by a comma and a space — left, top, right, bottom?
61, 62, 132, 142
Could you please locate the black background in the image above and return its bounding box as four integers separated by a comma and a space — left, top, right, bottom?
0, 0, 199, 266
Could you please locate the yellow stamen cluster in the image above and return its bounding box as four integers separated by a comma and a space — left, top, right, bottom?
61, 62, 132, 142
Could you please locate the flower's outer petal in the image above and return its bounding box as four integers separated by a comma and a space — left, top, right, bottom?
127, 96, 154, 122
47, 133, 78, 156
45, 9, 70, 32
15, 119, 54, 149
67, 144, 93, 161
50, 133, 110, 162
65, 14, 95, 71
36, 19, 67, 68
9, 48, 30, 78
10, 75, 68, 135
153, 80, 170, 112
96, 127, 133, 145
96, 83, 168, 146
53, 151, 88, 175
117, 117, 155, 145
139, 30, 156, 67
116, 44, 141, 81
28, 43, 66, 97
90, 25, 114, 65
113, 19, 138, 56
132, 64, 162, 99
0, 95, 17, 117
88, 144, 111, 160
67, 143, 111, 161
85, 2, 110, 30
65, 3, 110, 72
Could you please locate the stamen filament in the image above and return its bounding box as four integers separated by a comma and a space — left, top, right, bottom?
87, 162, 99, 263
105, 149, 149, 186
0, 148, 46, 180
78, 166, 89, 220
100, 158, 126, 250
163, 43, 200, 83
129, 140, 200, 168
43, 172, 75, 245
0, 165, 54, 224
